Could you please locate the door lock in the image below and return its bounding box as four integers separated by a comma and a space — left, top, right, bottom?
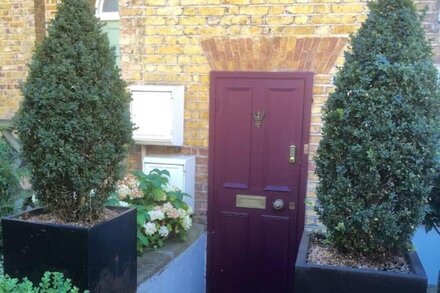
289, 145, 296, 164
273, 199, 285, 210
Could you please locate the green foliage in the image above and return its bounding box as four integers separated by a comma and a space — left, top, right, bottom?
425, 160, 440, 233
0, 139, 20, 218
0, 137, 30, 249
0, 272, 88, 293
315, 0, 440, 255
14, 0, 133, 222
107, 170, 193, 252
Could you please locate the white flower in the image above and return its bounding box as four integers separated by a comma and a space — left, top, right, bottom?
149, 210, 165, 221
118, 201, 129, 207
182, 215, 192, 231
162, 202, 174, 213
167, 207, 180, 219
161, 202, 179, 219
144, 222, 157, 236
158, 226, 169, 237
178, 208, 187, 218
186, 206, 193, 215
116, 184, 130, 200
31, 194, 38, 204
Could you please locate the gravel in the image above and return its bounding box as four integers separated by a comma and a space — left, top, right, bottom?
307, 234, 411, 274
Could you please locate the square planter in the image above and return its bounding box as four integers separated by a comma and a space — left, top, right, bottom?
295, 231, 427, 293
2, 206, 137, 293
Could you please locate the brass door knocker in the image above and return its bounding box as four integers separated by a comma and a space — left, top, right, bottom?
253, 111, 265, 128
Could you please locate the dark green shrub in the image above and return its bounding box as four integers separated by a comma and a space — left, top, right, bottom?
315, 0, 440, 255
0, 137, 28, 249
15, 0, 132, 222
0, 271, 87, 293
425, 160, 440, 233
0, 139, 20, 219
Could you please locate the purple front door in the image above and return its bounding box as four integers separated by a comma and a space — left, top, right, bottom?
207, 72, 313, 293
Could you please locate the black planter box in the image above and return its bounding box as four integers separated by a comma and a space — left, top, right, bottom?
2, 206, 137, 293
295, 231, 427, 293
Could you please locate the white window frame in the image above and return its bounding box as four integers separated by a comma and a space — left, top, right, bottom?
95, 0, 119, 21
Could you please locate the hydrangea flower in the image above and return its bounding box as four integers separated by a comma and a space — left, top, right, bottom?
178, 208, 187, 218
182, 215, 192, 231
113, 172, 194, 250
158, 226, 169, 237
116, 174, 143, 199
162, 202, 173, 213
144, 222, 157, 236
149, 210, 165, 221
161, 202, 180, 219
116, 184, 130, 200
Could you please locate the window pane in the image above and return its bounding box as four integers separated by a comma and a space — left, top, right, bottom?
102, 0, 118, 12
102, 21, 121, 66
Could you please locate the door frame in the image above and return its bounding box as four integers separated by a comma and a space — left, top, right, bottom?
207, 71, 314, 291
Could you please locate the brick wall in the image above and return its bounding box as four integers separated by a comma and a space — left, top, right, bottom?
0, 0, 35, 119
417, 0, 440, 63
119, 0, 370, 225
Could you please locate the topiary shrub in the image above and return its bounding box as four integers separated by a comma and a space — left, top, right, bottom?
315, 0, 440, 255
15, 0, 132, 222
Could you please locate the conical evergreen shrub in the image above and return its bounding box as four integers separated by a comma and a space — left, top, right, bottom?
315, 0, 440, 255
15, 0, 132, 222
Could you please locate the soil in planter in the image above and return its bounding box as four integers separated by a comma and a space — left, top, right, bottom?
23, 208, 119, 228
308, 234, 411, 273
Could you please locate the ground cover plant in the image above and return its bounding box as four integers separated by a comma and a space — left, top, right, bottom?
14, 0, 132, 222
0, 272, 88, 293
108, 169, 193, 251
315, 0, 440, 256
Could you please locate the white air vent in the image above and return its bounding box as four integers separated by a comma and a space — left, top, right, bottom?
130, 85, 184, 146
143, 155, 196, 211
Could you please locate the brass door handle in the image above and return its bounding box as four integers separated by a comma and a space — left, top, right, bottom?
289, 145, 296, 164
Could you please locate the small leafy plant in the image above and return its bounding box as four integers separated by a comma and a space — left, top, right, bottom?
0, 271, 88, 293
108, 169, 193, 251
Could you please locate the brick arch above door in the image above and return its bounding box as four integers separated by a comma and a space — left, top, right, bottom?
201, 36, 347, 74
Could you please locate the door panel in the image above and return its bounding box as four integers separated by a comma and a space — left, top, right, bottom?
259, 215, 291, 293
216, 212, 249, 292
208, 72, 313, 293
263, 85, 303, 192
221, 87, 253, 189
